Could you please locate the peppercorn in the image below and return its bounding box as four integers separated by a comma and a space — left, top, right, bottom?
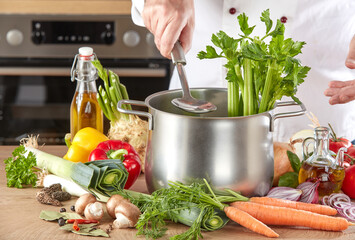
70, 205, 75, 212
58, 217, 65, 226
60, 208, 66, 213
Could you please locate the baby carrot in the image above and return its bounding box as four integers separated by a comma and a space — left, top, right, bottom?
224, 206, 279, 238
231, 201, 351, 231
249, 197, 337, 216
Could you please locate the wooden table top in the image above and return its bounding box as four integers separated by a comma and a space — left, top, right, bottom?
1, 145, 355, 240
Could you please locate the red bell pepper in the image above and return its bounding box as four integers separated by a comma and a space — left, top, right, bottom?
328, 123, 351, 154
88, 140, 141, 189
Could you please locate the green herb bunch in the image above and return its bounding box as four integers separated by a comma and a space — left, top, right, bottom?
4, 145, 38, 188
198, 9, 311, 116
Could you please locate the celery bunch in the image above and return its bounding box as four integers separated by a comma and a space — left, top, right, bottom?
198, 9, 311, 116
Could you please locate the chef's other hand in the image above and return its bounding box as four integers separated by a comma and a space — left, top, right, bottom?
142, 0, 195, 58
324, 34, 355, 104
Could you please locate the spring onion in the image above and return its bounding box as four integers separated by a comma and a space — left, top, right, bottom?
91, 60, 149, 171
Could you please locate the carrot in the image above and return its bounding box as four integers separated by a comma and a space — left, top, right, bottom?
231, 201, 351, 231
224, 206, 279, 238
250, 197, 337, 216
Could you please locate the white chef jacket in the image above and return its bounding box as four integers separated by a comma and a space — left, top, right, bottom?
131, 0, 355, 142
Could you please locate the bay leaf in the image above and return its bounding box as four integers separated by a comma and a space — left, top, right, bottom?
61, 212, 83, 220
39, 210, 64, 221
60, 223, 109, 237
73, 228, 109, 237
39, 210, 82, 221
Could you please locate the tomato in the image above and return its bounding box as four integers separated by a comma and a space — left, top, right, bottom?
341, 165, 355, 199
343, 145, 355, 168
328, 124, 351, 154
329, 138, 351, 154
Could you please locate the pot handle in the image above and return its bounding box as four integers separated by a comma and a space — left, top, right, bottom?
270, 101, 306, 132
117, 100, 154, 130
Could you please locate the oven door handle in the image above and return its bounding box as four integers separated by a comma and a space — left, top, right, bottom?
0, 67, 167, 77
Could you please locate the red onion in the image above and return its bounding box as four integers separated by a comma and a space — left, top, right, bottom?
328, 193, 351, 208
296, 180, 320, 204
321, 193, 355, 222
266, 187, 302, 201
322, 195, 329, 206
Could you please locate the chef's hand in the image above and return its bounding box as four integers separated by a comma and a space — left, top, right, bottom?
324, 34, 355, 104
142, 0, 195, 58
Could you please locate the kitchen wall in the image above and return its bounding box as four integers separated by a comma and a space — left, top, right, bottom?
0, 0, 131, 15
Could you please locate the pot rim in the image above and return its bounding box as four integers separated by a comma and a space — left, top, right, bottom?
144, 87, 272, 120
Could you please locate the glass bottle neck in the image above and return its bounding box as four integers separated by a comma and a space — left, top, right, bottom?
314, 127, 330, 156
308, 126, 337, 167
75, 54, 98, 82
75, 79, 97, 93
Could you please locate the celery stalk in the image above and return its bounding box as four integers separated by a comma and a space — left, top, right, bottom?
228, 81, 239, 117
197, 9, 310, 117
243, 58, 255, 115
259, 59, 277, 113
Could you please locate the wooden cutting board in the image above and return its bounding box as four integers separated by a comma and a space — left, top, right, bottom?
1, 145, 355, 240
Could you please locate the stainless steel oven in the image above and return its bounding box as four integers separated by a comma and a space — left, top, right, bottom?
0, 14, 172, 145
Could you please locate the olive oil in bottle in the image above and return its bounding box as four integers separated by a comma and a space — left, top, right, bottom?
298, 126, 345, 197
70, 47, 103, 139
298, 162, 345, 197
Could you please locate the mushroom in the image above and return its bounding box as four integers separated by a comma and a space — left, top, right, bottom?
84, 202, 104, 221
113, 200, 141, 229
75, 193, 96, 215
106, 194, 126, 218
106, 194, 141, 229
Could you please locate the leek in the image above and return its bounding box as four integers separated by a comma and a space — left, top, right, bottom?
25, 147, 128, 198
175, 203, 229, 231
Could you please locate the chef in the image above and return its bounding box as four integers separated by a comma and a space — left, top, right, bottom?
131, 0, 355, 142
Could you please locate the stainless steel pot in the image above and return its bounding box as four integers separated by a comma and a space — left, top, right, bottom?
117, 88, 306, 196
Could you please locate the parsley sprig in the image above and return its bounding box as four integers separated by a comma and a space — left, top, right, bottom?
4, 145, 38, 188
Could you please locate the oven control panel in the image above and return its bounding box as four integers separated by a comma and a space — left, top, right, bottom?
32, 21, 115, 45
0, 14, 162, 59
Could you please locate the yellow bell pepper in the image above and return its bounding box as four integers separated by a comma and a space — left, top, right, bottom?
64, 127, 109, 163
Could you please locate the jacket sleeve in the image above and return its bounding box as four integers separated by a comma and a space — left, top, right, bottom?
131, 0, 145, 26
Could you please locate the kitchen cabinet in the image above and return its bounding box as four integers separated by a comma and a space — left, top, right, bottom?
1, 145, 355, 239
0, 0, 131, 15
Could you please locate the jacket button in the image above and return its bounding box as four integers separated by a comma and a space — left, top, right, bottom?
280, 16, 288, 23
229, 8, 237, 15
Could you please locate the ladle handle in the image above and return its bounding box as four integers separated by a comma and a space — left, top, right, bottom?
171, 41, 193, 99
171, 41, 186, 65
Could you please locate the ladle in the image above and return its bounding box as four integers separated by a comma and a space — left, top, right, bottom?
170, 42, 217, 113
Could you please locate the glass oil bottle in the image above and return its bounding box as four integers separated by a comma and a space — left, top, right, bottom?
70, 47, 103, 139
298, 126, 345, 197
